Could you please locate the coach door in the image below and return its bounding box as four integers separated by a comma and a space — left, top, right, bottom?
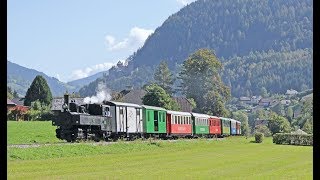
119, 106, 126, 133
154, 110, 159, 132
136, 108, 142, 133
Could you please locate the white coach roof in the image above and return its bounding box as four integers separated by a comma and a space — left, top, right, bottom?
167, 110, 192, 116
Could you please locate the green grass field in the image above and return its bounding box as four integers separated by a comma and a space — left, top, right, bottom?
7, 121, 313, 179
7, 121, 63, 144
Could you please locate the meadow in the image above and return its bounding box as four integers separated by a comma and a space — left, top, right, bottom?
7, 121, 63, 144
7, 121, 313, 179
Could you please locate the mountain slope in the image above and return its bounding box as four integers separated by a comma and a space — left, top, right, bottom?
79, 0, 313, 96
67, 71, 108, 90
130, 0, 312, 68
7, 61, 76, 97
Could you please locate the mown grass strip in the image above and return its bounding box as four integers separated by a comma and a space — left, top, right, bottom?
8, 137, 312, 179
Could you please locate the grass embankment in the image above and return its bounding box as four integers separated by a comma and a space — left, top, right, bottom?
8, 137, 313, 179
7, 121, 63, 144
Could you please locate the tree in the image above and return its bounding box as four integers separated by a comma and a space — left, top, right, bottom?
302, 119, 312, 134
154, 60, 175, 95
232, 111, 250, 136
255, 125, 272, 137
260, 87, 268, 98
286, 106, 294, 123
187, 98, 197, 110
268, 112, 291, 135
271, 103, 284, 116
7, 86, 19, 99
179, 49, 231, 116
295, 98, 313, 128
25, 100, 52, 121
24, 75, 53, 106
142, 83, 180, 111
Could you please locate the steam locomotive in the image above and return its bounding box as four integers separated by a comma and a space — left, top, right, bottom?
52, 94, 241, 142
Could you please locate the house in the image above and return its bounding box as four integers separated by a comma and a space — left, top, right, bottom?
121, 89, 146, 105
51, 97, 85, 111
286, 89, 298, 96
280, 99, 291, 106
239, 96, 251, 102
7, 99, 16, 111
250, 96, 262, 104
173, 97, 194, 112
11, 97, 25, 106
258, 98, 272, 107
291, 129, 308, 135
7, 98, 29, 120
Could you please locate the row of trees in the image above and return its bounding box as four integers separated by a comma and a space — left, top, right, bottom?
7, 75, 53, 121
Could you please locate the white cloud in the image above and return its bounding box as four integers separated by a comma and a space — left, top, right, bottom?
105, 27, 154, 52
176, 0, 197, 6
70, 62, 116, 81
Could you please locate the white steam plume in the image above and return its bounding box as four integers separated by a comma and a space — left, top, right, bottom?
83, 82, 112, 104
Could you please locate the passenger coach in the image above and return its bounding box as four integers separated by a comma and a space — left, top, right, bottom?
208, 116, 221, 136
141, 105, 167, 138
220, 117, 231, 136
191, 113, 210, 137
166, 110, 192, 138
230, 119, 237, 135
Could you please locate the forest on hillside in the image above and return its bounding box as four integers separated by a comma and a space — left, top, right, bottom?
79, 48, 312, 97
222, 48, 312, 97
131, 0, 312, 68
78, 0, 313, 97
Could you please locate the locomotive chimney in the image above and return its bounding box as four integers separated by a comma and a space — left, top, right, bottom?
62, 93, 70, 111
64, 93, 69, 105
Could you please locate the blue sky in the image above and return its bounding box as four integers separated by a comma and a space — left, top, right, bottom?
8, 0, 196, 82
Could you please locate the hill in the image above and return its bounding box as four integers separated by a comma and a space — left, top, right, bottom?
67, 71, 108, 90
131, 0, 312, 68
79, 0, 313, 97
7, 60, 76, 97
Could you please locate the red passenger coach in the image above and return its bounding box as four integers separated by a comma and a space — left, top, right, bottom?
166, 110, 192, 137
209, 116, 221, 136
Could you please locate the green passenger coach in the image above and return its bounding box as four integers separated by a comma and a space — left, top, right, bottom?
191, 113, 210, 136
141, 105, 167, 135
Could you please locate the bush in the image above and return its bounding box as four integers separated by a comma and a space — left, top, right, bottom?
255, 125, 272, 137
255, 132, 264, 143
273, 133, 313, 146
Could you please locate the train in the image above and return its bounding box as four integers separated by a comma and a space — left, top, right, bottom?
52, 94, 241, 142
